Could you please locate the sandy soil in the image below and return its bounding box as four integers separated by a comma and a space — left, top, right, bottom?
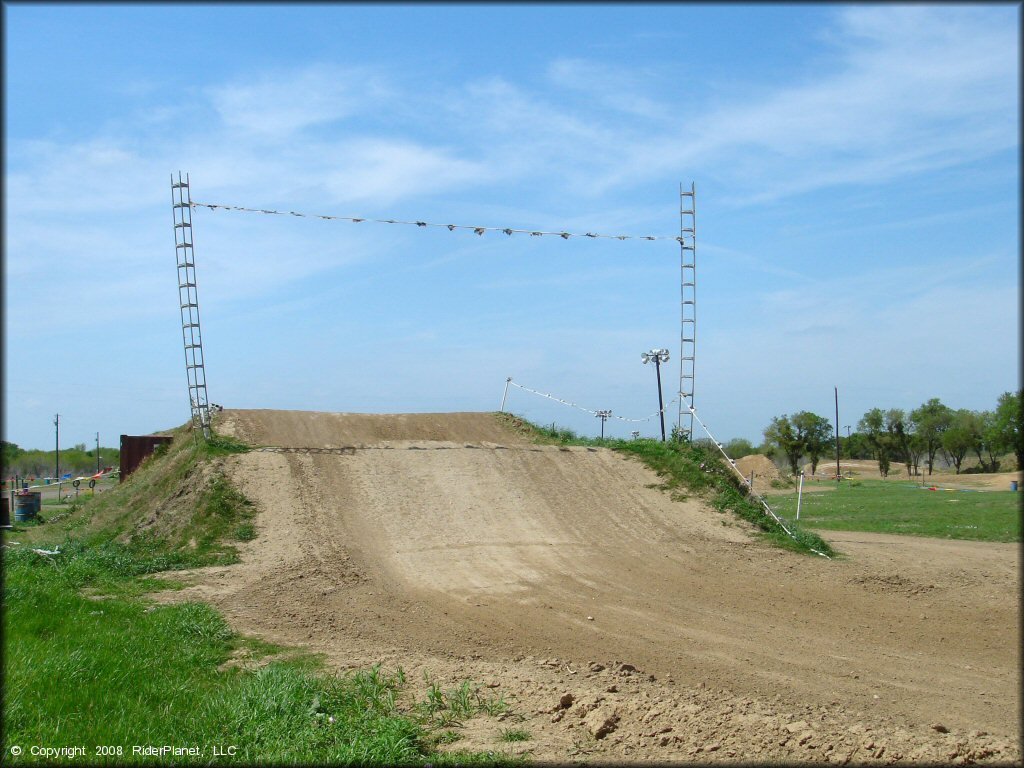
733, 454, 783, 491
156, 410, 1020, 764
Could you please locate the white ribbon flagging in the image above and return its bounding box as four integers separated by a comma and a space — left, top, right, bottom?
508, 380, 678, 423
686, 405, 831, 559
192, 202, 688, 244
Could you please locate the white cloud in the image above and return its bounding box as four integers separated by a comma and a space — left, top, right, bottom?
546, 58, 672, 121
208, 64, 391, 139
593, 6, 1018, 199
317, 138, 490, 207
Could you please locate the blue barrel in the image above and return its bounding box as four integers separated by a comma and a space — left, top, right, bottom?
1011, 481, 1018, 492
14, 492, 41, 521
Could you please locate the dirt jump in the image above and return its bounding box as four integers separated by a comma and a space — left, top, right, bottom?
161, 409, 1020, 763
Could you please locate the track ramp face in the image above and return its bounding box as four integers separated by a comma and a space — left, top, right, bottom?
206, 410, 1019, 744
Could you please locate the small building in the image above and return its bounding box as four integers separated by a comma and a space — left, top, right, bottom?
119, 434, 174, 481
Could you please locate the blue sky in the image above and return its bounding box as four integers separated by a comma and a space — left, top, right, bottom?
4, 3, 1019, 450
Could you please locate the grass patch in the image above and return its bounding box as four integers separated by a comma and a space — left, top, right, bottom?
2, 546, 427, 764
3, 536, 516, 764
770, 480, 1021, 542
497, 412, 836, 558
499, 728, 532, 742
4, 422, 517, 764
416, 677, 509, 727
11, 425, 258, 565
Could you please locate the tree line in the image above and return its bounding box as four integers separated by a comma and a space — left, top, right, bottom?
2, 440, 119, 481
722, 391, 1021, 478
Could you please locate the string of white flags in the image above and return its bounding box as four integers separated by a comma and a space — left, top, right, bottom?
190, 201, 689, 243
507, 380, 679, 423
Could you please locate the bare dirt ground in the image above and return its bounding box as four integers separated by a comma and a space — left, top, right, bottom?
736, 454, 1021, 496
156, 410, 1020, 764
828, 460, 1021, 492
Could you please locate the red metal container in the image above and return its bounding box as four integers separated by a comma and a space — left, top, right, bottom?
119, 434, 174, 481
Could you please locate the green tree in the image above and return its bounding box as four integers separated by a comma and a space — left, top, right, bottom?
941, 410, 980, 474
2, 441, 22, 474
905, 431, 926, 477
792, 411, 833, 475
763, 415, 803, 477
884, 408, 914, 474
723, 438, 756, 460
976, 410, 1003, 472
910, 398, 953, 475
858, 408, 892, 477
992, 390, 1023, 471
842, 431, 873, 460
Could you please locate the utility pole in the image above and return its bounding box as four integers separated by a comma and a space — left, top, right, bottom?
642, 348, 671, 441
834, 387, 841, 482
54, 414, 60, 482
595, 410, 612, 440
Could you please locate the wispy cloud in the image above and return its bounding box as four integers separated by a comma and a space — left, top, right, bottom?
594, 6, 1018, 200
208, 64, 392, 139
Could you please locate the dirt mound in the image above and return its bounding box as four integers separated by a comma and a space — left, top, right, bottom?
157, 410, 1019, 764
217, 409, 521, 447
734, 453, 783, 483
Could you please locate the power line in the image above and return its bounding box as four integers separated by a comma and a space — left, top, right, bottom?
191, 201, 688, 243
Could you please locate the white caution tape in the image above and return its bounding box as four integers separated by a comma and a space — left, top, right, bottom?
509, 380, 679, 423
686, 405, 831, 559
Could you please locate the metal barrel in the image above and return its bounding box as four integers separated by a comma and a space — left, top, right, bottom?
1011, 480, 1018, 492
14, 492, 41, 521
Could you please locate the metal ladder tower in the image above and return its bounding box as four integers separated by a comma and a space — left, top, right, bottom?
171, 172, 212, 441
677, 182, 697, 440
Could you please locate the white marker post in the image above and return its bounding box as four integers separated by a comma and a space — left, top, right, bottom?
796, 472, 805, 521
500, 377, 512, 412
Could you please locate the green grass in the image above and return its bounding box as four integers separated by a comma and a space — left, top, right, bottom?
416, 678, 509, 727
4, 424, 526, 765
770, 479, 1021, 542
3, 534, 525, 765
10, 425, 257, 560
496, 413, 836, 558
498, 728, 531, 743
2, 545, 429, 764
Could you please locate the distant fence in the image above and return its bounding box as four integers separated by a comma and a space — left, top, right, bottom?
119, 435, 174, 481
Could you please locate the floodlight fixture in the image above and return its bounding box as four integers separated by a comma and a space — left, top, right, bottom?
641, 348, 670, 441
641, 348, 670, 365
595, 409, 612, 440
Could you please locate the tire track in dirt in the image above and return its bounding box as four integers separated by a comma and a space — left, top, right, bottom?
157, 409, 1019, 763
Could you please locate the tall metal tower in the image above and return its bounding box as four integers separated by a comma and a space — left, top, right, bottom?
677, 182, 697, 440
171, 172, 212, 440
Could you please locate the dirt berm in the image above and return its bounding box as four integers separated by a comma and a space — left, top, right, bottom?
161, 409, 1020, 763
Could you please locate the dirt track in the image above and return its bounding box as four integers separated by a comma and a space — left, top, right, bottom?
161, 409, 1020, 763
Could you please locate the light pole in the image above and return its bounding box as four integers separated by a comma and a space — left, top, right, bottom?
595, 410, 611, 440
641, 348, 670, 441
